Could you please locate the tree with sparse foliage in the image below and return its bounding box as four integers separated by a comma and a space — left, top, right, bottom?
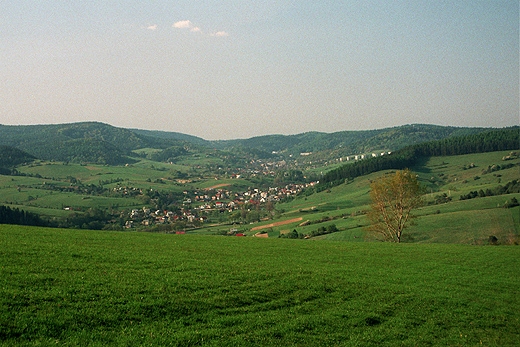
367, 169, 424, 243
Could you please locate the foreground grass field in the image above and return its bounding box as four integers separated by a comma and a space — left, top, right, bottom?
1, 226, 519, 346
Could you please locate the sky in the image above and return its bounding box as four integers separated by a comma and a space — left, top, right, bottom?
1, 1, 518, 140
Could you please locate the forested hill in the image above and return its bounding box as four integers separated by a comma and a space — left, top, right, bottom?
0, 122, 184, 165
212, 124, 490, 156
0, 122, 504, 164
318, 126, 520, 189
131, 129, 209, 147
0, 146, 36, 175
0, 146, 35, 167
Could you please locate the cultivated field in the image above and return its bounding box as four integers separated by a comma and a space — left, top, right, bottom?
1, 225, 519, 346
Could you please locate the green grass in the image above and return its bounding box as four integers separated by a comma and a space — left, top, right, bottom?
1, 225, 519, 346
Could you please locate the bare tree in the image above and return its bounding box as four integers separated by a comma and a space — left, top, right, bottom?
367, 169, 423, 242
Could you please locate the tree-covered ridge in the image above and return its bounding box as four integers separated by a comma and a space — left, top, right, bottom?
0, 146, 36, 167
0, 122, 182, 164
319, 127, 519, 188
131, 129, 210, 147
0, 122, 504, 165
213, 124, 490, 156
0, 122, 168, 151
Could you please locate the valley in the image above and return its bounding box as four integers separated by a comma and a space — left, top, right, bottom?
0, 122, 518, 244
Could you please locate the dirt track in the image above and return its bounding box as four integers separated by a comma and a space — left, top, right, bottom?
250, 217, 303, 231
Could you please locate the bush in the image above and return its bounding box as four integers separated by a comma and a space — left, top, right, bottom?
504, 197, 519, 208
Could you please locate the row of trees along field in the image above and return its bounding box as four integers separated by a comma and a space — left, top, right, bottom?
318, 127, 519, 189
0, 206, 47, 226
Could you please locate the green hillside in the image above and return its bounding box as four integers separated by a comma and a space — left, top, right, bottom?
1, 126, 519, 346
319, 127, 519, 189
1, 147, 518, 244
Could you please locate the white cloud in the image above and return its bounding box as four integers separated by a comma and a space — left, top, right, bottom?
173, 20, 228, 37
173, 20, 193, 29
211, 31, 229, 37
147, 24, 158, 31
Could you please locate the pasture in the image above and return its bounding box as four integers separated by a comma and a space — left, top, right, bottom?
1, 225, 519, 346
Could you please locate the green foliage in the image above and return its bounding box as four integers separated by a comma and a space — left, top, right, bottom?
148, 146, 188, 162
459, 180, 520, 200
274, 169, 306, 185
0, 146, 36, 168
504, 197, 519, 209
0, 205, 46, 226
0, 226, 519, 346
61, 208, 118, 230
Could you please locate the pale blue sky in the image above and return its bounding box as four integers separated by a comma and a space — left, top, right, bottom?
1, 1, 518, 139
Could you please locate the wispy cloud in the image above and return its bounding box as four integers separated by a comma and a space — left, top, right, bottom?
147, 24, 158, 31
211, 31, 229, 37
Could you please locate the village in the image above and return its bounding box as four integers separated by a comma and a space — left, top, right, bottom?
124, 182, 318, 229
123, 150, 394, 229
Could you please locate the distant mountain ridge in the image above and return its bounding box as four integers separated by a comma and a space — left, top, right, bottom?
0, 122, 502, 164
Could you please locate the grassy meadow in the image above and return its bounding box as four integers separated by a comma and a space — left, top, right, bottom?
1, 225, 519, 346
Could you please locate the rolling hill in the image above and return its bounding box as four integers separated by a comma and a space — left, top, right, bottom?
0, 122, 497, 165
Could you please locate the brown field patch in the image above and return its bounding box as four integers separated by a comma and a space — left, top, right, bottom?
206, 183, 231, 190
250, 217, 303, 231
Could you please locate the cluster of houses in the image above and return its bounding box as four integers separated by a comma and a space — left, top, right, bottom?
126, 207, 205, 228
193, 183, 317, 208
124, 182, 318, 228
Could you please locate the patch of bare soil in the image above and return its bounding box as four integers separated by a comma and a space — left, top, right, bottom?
250, 217, 303, 231
206, 183, 231, 190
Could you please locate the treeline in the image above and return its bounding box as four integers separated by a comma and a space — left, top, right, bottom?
279, 224, 339, 239
0, 205, 126, 230
0, 205, 47, 226
459, 180, 520, 201
319, 127, 519, 189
